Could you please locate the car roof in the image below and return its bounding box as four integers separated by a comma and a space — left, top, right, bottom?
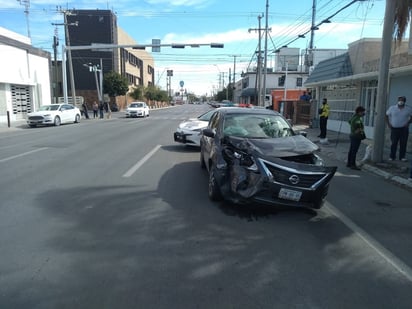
216, 107, 281, 116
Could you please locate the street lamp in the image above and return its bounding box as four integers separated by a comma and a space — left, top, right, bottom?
83, 60, 103, 104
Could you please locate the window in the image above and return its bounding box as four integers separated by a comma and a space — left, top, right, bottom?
296, 77, 303, 87
278, 75, 285, 87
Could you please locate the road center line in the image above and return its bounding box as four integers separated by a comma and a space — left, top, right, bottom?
0, 147, 48, 163
324, 203, 412, 282
122, 144, 162, 178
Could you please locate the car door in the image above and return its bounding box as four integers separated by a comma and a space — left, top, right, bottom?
202, 111, 221, 170
60, 104, 69, 123
63, 104, 76, 123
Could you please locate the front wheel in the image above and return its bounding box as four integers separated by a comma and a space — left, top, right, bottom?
54, 116, 61, 126
74, 114, 80, 123
208, 166, 223, 201
200, 150, 206, 169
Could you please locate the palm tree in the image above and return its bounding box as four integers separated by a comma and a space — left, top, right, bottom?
393, 0, 412, 43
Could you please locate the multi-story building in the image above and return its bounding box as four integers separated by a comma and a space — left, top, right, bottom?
62, 9, 155, 109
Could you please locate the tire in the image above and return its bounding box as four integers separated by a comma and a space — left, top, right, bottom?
208, 165, 223, 201
54, 116, 61, 126
29, 124, 36, 128
74, 114, 80, 123
200, 150, 206, 169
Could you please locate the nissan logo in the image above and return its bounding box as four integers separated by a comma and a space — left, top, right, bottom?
289, 175, 300, 185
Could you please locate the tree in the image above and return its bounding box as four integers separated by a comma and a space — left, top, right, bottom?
103, 71, 129, 98
393, 0, 412, 44
129, 85, 144, 101
372, 0, 411, 162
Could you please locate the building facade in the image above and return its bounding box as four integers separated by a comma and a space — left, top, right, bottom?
63, 10, 155, 109
305, 38, 412, 152
0, 27, 52, 124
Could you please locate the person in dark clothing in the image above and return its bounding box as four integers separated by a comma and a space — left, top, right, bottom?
99, 101, 104, 119
318, 98, 329, 139
347, 106, 366, 170
82, 102, 90, 119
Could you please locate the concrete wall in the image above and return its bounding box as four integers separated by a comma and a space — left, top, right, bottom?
0, 27, 51, 123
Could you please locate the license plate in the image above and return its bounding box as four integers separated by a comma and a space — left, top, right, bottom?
278, 188, 302, 201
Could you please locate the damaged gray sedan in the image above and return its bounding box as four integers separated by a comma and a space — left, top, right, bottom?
200, 107, 337, 209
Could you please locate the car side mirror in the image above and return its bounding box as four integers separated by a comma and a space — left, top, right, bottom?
202, 128, 215, 138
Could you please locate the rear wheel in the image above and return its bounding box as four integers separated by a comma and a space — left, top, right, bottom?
208, 165, 223, 201
54, 116, 61, 126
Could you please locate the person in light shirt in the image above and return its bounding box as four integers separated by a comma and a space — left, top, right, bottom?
385, 96, 412, 161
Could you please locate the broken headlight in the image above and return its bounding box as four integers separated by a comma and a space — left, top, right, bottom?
223, 148, 258, 171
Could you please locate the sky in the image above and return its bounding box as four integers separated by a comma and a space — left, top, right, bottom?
0, 0, 390, 97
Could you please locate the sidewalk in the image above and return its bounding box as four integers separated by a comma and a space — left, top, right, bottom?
295, 125, 412, 190
0, 119, 26, 132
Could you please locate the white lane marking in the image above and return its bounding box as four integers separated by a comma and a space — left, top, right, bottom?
324, 203, 412, 282
0, 147, 48, 163
122, 145, 162, 178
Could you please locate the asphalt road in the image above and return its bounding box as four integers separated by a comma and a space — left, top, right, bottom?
1, 104, 412, 309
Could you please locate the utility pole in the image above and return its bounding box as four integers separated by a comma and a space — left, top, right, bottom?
52, 26, 59, 101
372, 0, 396, 163
249, 14, 264, 106
63, 10, 77, 106
309, 0, 316, 51
229, 55, 240, 100
17, 0, 31, 39
262, 0, 271, 106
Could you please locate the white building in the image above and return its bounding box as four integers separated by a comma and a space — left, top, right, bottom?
0, 27, 52, 124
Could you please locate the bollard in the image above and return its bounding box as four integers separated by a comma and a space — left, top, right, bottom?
7, 111, 10, 128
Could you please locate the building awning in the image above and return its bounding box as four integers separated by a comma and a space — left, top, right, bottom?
305, 52, 353, 85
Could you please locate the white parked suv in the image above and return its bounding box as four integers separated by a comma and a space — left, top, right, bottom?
125, 102, 150, 118
26, 104, 81, 127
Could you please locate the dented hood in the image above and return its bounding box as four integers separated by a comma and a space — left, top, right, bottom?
227, 135, 319, 157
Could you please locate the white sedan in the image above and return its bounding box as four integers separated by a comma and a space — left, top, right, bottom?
173, 109, 217, 147
125, 102, 150, 118
26, 104, 81, 127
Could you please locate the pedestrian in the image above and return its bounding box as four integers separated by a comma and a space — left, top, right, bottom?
92, 101, 98, 118
318, 98, 330, 139
385, 96, 412, 161
299, 91, 311, 102
347, 106, 366, 170
99, 101, 104, 119
82, 102, 90, 119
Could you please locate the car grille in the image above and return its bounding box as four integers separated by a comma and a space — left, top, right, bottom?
28, 116, 44, 120
261, 160, 327, 189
